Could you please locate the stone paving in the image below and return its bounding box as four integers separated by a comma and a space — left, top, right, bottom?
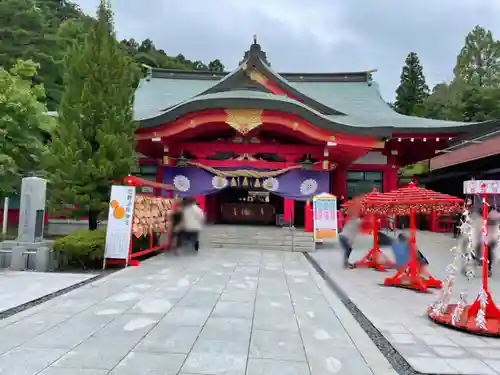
311, 231, 500, 375
0, 248, 396, 375
0, 270, 96, 314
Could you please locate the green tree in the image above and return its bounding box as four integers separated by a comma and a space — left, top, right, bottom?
0, 0, 83, 110
0, 60, 54, 195
208, 59, 225, 72
456, 85, 500, 121
454, 26, 500, 87
57, 17, 93, 52
46, 0, 137, 230
423, 83, 462, 120
394, 52, 429, 116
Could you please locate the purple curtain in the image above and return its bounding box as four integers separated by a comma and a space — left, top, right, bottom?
164, 167, 330, 201
163, 167, 220, 197
272, 170, 330, 201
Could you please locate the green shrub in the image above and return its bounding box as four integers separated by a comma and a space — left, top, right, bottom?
53, 229, 106, 269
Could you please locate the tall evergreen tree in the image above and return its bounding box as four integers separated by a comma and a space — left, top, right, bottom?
46, 0, 137, 230
454, 26, 500, 88
394, 52, 429, 116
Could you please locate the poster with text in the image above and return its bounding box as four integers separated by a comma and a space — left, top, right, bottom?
313, 193, 338, 242
104, 185, 136, 260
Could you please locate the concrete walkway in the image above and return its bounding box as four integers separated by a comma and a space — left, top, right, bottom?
0, 248, 395, 375
311, 231, 500, 375
0, 270, 97, 314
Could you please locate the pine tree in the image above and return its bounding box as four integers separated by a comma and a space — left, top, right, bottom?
46, 0, 137, 230
394, 52, 429, 116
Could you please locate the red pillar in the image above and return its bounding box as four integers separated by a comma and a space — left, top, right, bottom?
155, 162, 164, 196
195, 196, 206, 212
205, 195, 217, 223
332, 166, 347, 230
332, 166, 347, 199
384, 155, 398, 192
304, 200, 313, 232
284, 198, 295, 224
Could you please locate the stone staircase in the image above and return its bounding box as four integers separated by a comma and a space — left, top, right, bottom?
200, 225, 316, 252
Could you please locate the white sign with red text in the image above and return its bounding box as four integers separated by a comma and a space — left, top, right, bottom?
104, 185, 136, 260
463, 180, 500, 195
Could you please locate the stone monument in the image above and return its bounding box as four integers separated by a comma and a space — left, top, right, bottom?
0, 177, 53, 271
18, 177, 47, 242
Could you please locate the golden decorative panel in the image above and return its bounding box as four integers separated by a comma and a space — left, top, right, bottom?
225, 109, 263, 135
248, 69, 269, 85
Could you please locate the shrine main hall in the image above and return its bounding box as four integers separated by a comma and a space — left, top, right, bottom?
133, 39, 497, 227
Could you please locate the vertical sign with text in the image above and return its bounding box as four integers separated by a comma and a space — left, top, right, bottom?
313, 193, 338, 242
104, 185, 136, 260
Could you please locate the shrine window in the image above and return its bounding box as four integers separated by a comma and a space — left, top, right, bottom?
138, 165, 158, 175
346, 170, 383, 200
136, 164, 158, 194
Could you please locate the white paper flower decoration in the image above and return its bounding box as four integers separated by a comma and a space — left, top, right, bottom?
263, 177, 279, 191
173, 175, 190, 192
212, 175, 228, 189
300, 178, 318, 196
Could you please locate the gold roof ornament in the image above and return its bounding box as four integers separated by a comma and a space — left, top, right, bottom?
253, 34, 257, 44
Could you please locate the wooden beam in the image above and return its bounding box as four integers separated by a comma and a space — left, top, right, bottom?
173, 159, 330, 170
180, 142, 323, 158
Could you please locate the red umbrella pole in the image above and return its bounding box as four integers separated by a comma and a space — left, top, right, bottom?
354, 214, 395, 271
409, 208, 418, 283
384, 207, 442, 292
468, 195, 500, 321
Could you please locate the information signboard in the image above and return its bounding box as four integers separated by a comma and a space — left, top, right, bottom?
104, 185, 136, 261
313, 193, 338, 242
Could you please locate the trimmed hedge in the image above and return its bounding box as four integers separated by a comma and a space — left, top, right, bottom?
53, 229, 161, 269
53, 229, 106, 269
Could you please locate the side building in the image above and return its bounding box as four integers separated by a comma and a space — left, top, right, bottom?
423, 128, 500, 200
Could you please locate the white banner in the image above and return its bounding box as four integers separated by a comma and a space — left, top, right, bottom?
104, 185, 136, 260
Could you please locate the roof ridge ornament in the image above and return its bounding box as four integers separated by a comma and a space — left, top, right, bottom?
240, 35, 270, 67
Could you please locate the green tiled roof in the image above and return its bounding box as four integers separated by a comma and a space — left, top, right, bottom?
134, 40, 497, 134
135, 78, 483, 133
289, 81, 394, 117
134, 77, 216, 121
291, 81, 471, 129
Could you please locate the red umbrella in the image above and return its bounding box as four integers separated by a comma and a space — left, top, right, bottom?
363, 182, 463, 216
363, 182, 463, 292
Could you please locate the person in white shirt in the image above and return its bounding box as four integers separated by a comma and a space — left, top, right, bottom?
472, 207, 500, 277
180, 197, 205, 252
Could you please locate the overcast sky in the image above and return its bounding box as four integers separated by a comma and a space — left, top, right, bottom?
74, 0, 500, 101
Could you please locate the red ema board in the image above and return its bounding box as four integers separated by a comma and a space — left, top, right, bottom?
103, 176, 176, 268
